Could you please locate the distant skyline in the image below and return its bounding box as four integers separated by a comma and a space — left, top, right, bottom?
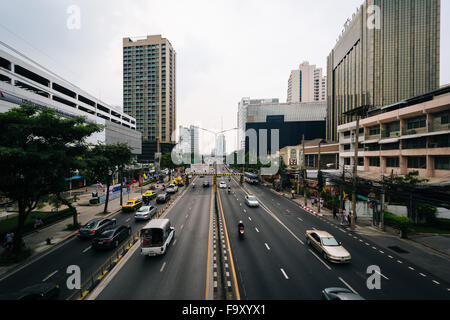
0, 0, 448, 153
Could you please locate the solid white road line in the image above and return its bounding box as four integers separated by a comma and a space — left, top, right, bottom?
42, 270, 58, 282
338, 277, 359, 295
433, 280, 440, 285
408, 266, 415, 271
265, 243, 270, 250
297, 217, 303, 222
160, 262, 166, 272
308, 249, 332, 270
420, 273, 426, 277
255, 228, 259, 233
280, 268, 289, 279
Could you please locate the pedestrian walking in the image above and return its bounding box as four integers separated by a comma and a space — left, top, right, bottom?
4, 232, 14, 249
332, 207, 337, 220
320, 198, 324, 210
34, 218, 43, 230
341, 209, 347, 225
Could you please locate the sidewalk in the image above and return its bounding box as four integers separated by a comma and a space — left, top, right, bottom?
266, 185, 450, 284
0, 179, 168, 278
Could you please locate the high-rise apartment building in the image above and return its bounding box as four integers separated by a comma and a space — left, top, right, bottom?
123, 35, 176, 144
287, 61, 327, 103
216, 134, 226, 157
326, 0, 441, 141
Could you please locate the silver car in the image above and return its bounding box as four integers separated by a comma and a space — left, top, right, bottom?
134, 205, 157, 221
245, 195, 259, 207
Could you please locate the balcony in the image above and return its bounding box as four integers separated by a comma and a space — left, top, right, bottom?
365, 133, 380, 141
401, 126, 428, 136
381, 130, 401, 139
429, 123, 450, 133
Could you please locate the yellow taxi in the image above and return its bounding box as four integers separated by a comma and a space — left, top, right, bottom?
143, 190, 157, 200
122, 199, 143, 212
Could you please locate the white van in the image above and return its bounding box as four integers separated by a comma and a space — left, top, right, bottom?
140, 219, 175, 256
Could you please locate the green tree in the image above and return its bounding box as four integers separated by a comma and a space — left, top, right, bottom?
0, 105, 101, 253
391, 171, 429, 223
85, 143, 133, 214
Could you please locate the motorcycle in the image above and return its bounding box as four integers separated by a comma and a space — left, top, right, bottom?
228, 187, 231, 194
238, 221, 245, 239
192, 183, 196, 189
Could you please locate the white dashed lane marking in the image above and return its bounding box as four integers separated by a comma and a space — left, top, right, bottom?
265, 243, 270, 250
255, 228, 259, 233
42, 270, 58, 282
160, 262, 166, 272
280, 268, 289, 279
83, 246, 91, 253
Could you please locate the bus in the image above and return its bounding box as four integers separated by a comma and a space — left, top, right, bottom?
244, 172, 259, 185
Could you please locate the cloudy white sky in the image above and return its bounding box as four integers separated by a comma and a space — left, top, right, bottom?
1, 0, 448, 153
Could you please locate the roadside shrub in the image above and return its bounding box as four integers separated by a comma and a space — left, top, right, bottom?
384, 212, 413, 233
417, 203, 437, 224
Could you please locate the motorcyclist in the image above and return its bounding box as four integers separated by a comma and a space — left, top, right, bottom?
238, 221, 245, 237
228, 186, 231, 194
192, 183, 195, 189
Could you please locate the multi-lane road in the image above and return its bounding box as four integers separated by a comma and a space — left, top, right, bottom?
0, 166, 449, 300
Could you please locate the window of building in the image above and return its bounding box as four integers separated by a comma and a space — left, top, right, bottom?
358, 157, 364, 166
381, 142, 400, 151
407, 116, 426, 130
435, 156, 450, 170
344, 158, 350, 166
343, 144, 351, 151
369, 157, 380, 167
386, 157, 399, 168
407, 157, 427, 169
368, 125, 380, 136
429, 134, 450, 148
403, 138, 427, 149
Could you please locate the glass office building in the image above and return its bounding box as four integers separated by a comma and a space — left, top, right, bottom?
326, 0, 440, 141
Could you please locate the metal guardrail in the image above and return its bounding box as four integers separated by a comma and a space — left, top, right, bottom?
66, 186, 186, 300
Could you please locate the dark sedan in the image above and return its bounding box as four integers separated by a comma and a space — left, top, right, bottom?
156, 193, 171, 204
92, 225, 132, 250
77, 218, 116, 239
0, 282, 60, 300
203, 181, 210, 188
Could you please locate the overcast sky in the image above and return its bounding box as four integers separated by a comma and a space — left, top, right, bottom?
1, 0, 448, 153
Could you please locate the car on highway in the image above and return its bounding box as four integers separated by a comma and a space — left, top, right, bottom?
306, 230, 351, 263
77, 218, 117, 239
140, 219, 175, 256
203, 181, 210, 188
156, 193, 171, 204
245, 195, 259, 207
135, 205, 158, 221
92, 225, 132, 250
0, 282, 60, 300
142, 190, 157, 201
321, 288, 365, 300
219, 181, 227, 189
122, 199, 143, 213
166, 184, 178, 194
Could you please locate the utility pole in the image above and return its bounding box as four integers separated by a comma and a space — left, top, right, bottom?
340, 164, 345, 216
302, 135, 307, 206
380, 158, 385, 231
317, 141, 321, 214
351, 116, 360, 230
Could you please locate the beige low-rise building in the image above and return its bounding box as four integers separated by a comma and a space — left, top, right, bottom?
338, 86, 450, 183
